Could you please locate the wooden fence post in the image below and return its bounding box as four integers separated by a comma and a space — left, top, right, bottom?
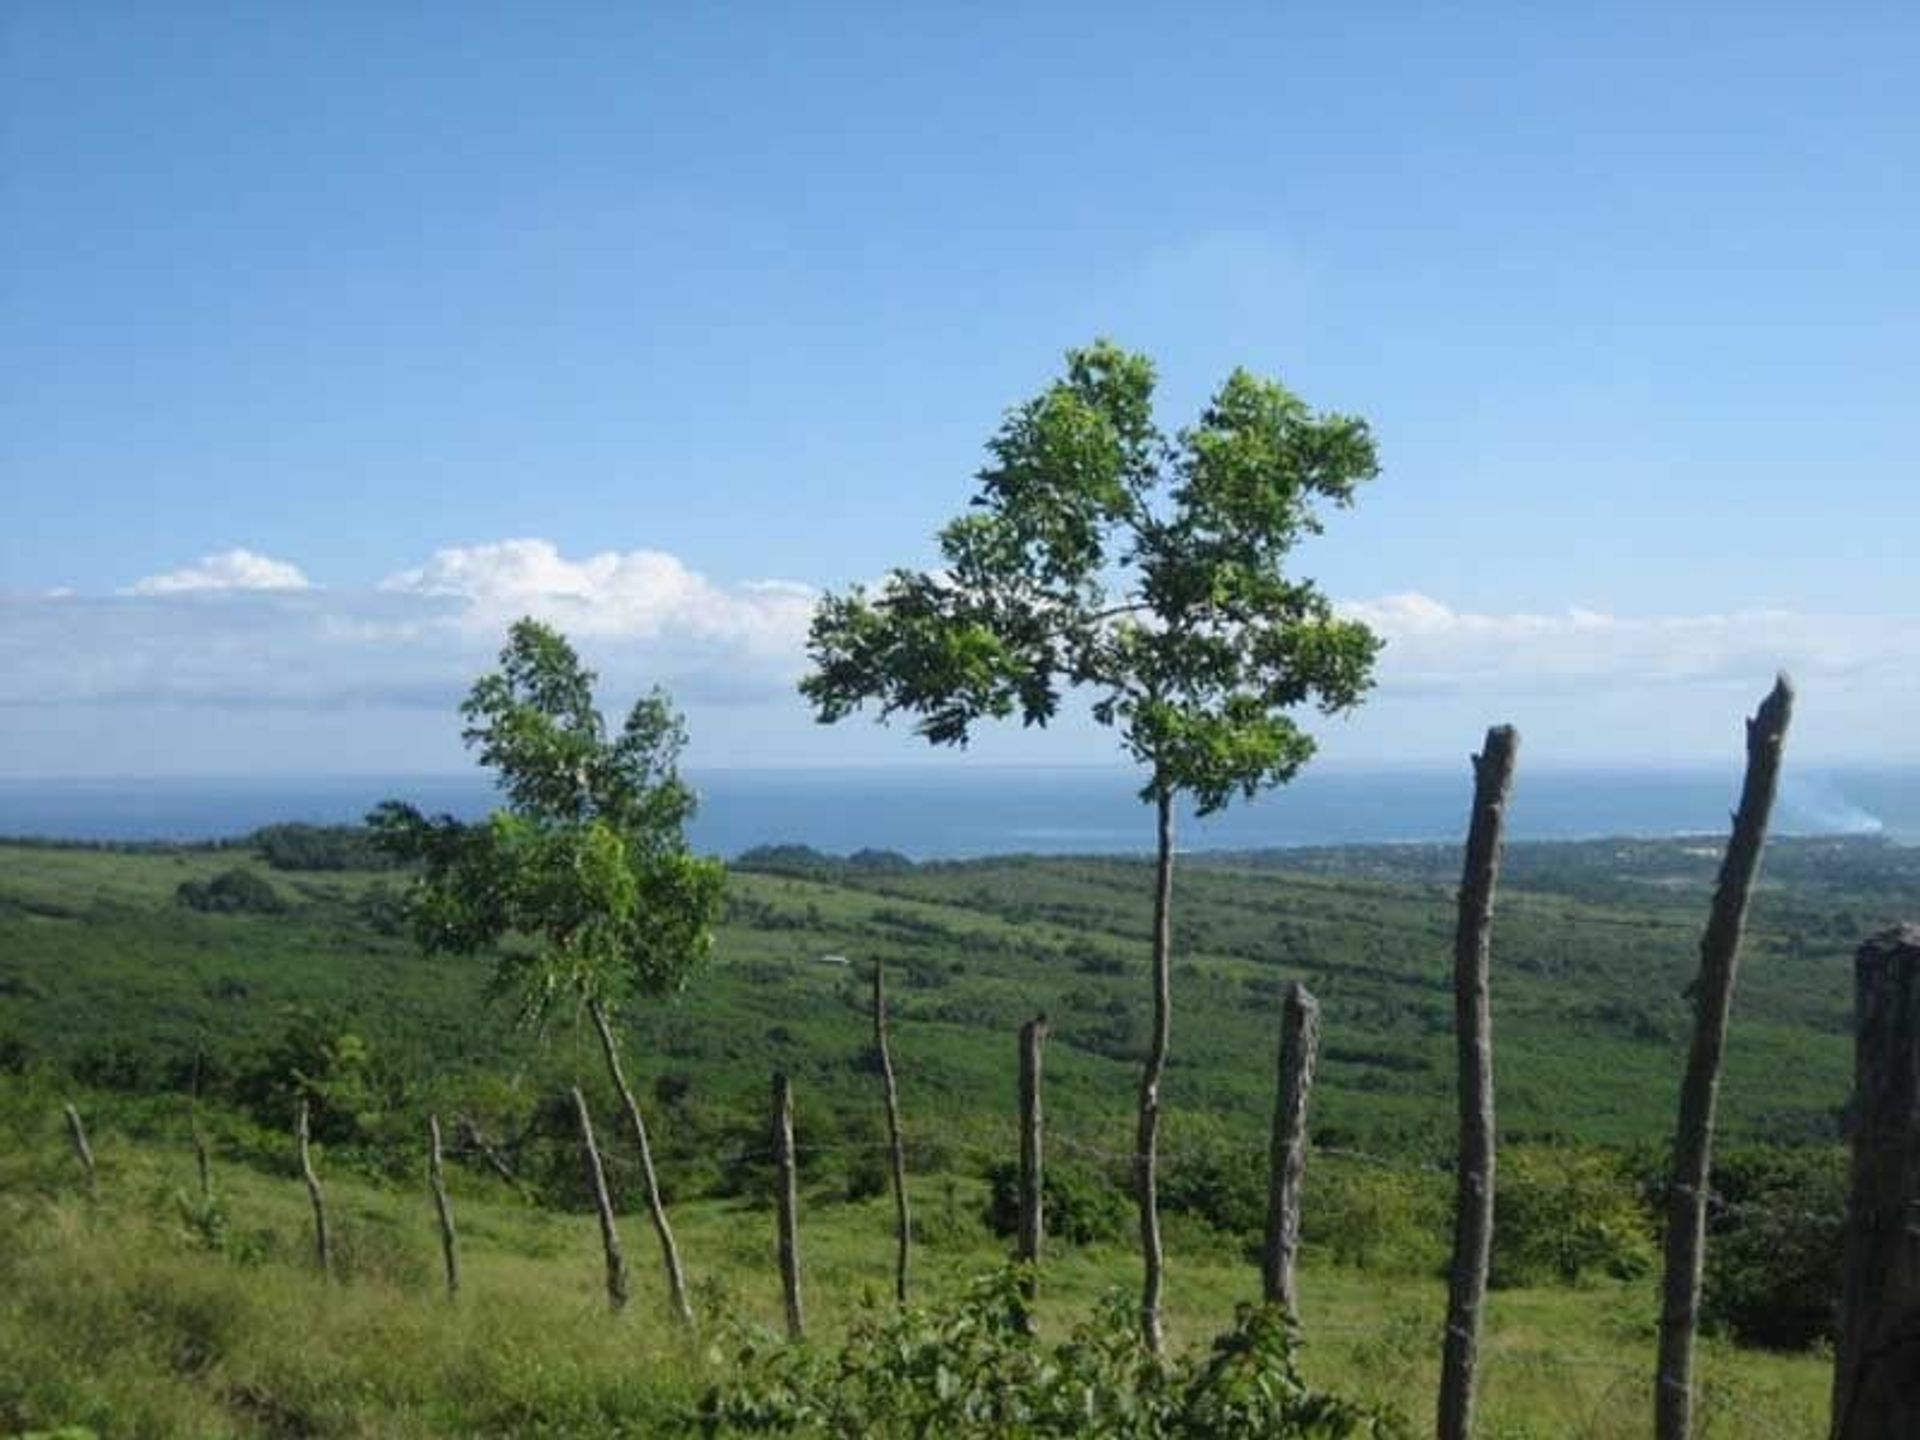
428, 1113, 460, 1299
296, 1099, 332, 1278
1829, 924, 1920, 1440
873, 959, 912, 1305
1262, 981, 1321, 1318
1438, 725, 1519, 1440
1017, 1013, 1048, 1329
62, 1103, 97, 1200
772, 1071, 804, 1341
192, 1114, 213, 1208
571, 1086, 629, 1312
1656, 677, 1792, 1440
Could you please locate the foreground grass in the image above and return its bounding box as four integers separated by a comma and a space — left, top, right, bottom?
0, 1110, 1829, 1439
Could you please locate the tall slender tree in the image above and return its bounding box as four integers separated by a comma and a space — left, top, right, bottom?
372, 618, 725, 1329
802, 340, 1381, 1350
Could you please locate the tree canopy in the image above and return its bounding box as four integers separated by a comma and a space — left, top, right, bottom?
801, 339, 1382, 810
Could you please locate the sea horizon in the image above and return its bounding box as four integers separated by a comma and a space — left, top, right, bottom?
2, 763, 1915, 859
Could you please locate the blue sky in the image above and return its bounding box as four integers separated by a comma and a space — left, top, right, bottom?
3, 2, 1916, 776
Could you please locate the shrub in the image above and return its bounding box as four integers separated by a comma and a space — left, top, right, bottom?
1300, 1161, 1448, 1273
698, 1268, 1407, 1437
1699, 1145, 1845, 1350
1490, 1145, 1655, 1288
982, 1160, 1129, 1247
174, 868, 287, 915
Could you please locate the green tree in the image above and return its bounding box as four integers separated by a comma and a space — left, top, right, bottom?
801, 340, 1382, 1349
370, 617, 724, 1327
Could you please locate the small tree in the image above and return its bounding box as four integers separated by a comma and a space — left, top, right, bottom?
371, 618, 725, 1327
802, 340, 1381, 1349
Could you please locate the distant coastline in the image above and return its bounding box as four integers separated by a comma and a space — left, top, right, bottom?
2, 765, 1914, 858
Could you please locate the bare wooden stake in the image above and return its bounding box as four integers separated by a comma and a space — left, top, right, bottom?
1018, 1012, 1049, 1331
571, 1085, 629, 1312
192, 1116, 213, 1207
1829, 924, 1920, 1440
772, 1071, 804, 1341
456, 1113, 519, 1185
873, 959, 912, 1305
1262, 982, 1321, 1318
295, 1099, 332, 1279
1655, 677, 1792, 1440
1437, 725, 1519, 1440
428, 1113, 461, 1300
62, 1103, 97, 1200
588, 999, 694, 1330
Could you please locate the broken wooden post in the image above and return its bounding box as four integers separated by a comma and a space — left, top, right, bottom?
456, 1113, 519, 1186
62, 1103, 97, 1200
296, 1099, 332, 1278
570, 1086, 629, 1312
1655, 677, 1792, 1440
772, 1071, 804, 1341
1829, 924, 1920, 1440
428, 1113, 460, 1299
588, 1000, 694, 1330
1262, 981, 1321, 1318
873, 959, 912, 1305
1438, 724, 1518, 1440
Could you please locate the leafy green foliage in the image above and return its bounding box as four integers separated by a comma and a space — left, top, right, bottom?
983, 1160, 1131, 1247
801, 341, 1380, 813
1700, 1146, 1846, 1350
249, 824, 396, 873
368, 619, 725, 1025
1489, 1146, 1655, 1288
175, 869, 287, 915
699, 1268, 1407, 1437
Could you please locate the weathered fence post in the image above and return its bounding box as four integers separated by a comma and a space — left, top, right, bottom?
295, 1099, 332, 1278
1829, 925, 1920, 1440
1262, 981, 1321, 1318
428, 1113, 460, 1299
62, 1102, 97, 1200
1017, 1013, 1048, 1330
571, 1086, 629, 1312
1655, 677, 1792, 1440
873, 959, 912, 1305
772, 1071, 804, 1341
1438, 724, 1519, 1440
457, 1112, 519, 1186
192, 1115, 214, 1208
588, 1000, 694, 1330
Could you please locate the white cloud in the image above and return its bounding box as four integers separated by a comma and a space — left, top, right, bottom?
128, 549, 311, 595
379, 539, 813, 657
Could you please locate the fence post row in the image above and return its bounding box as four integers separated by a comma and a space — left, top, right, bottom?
1828, 925, 1920, 1440
570, 1086, 629, 1312
1262, 981, 1321, 1318
1437, 724, 1519, 1440
1655, 676, 1793, 1440
295, 1099, 332, 1279
872, 959, 913, 1306
772, 1070, 804, 1342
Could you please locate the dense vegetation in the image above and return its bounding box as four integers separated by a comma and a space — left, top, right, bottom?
0, 827, 1907, 1432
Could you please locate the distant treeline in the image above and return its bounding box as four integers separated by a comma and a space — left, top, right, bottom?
734, 843, 918, 876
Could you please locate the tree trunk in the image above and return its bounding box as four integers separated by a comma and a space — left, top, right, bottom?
428, 1113, 460, 1299
456, 1113, 519, 1186
1136, 785, 1175, 1353
873, 960, 912, 1305
62, 1103, 97, 1200
772, 1071, 804, 1341
588, 999, 694, 1330
570, 1085, 629, 1311
1437, 725, 1519, 1440
1829, 925, 1920, 1440
296, 1099, 332, 1279
1656, 678, 1792, 1440
1017, 1012, 1048, 1331
1262, 982, 1321, 1318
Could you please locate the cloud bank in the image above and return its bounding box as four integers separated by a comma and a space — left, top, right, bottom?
1, 547, 1914, 769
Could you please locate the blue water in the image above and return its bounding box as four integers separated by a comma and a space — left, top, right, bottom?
1, 766, 1914, 858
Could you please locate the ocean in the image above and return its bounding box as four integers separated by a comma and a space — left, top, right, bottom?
1, 765, 1914, 858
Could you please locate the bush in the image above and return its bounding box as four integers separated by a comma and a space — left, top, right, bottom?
1700, 1145, 1845, 1350
1301, 1161, 1448, 1273
1490, 1145, 1655, 1288
698, 1268, 1407, 1438
982, 1160, 1129, 1247
174, 868, 287, 915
